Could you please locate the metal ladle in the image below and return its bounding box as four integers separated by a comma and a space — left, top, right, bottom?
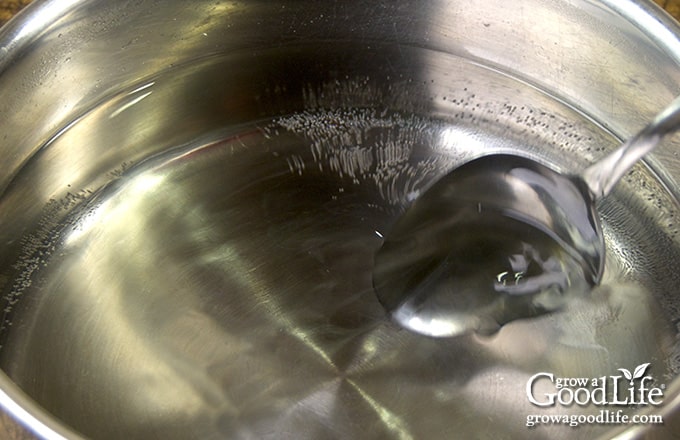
373, 96, 680, 338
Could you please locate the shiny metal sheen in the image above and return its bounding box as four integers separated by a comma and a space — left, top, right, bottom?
373, 96, 680, 338
0, 1, 680, 439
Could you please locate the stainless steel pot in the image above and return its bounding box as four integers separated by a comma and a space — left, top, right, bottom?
1, 1, 680, 439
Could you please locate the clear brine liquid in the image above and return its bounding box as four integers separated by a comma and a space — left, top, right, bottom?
0, 47, 677, 439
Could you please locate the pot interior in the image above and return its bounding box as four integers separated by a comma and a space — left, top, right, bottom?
0, 17, 679, 440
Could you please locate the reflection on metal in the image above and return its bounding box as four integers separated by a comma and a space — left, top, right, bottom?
0, 1, 679, 439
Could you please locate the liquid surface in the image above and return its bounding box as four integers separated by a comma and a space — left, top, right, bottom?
3, 110, 673, 440
0, 46, 678, 439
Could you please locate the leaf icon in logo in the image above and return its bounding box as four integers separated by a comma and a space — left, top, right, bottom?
618, 368, 633, 381
633, 363, 651, 380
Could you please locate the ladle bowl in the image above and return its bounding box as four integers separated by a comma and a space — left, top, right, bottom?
373, 96, 680, 338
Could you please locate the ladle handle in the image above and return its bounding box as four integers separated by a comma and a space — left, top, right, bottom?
581, 95, 680, 200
